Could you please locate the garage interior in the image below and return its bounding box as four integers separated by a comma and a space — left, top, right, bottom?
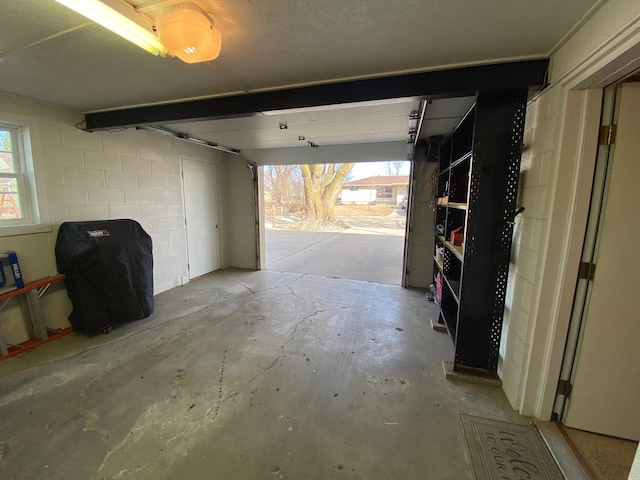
2, 1, 640, 479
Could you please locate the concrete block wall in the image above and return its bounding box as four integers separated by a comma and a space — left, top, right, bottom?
0, 94, 254, 346
499, 86, 563, 406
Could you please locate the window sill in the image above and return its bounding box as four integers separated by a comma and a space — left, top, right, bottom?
0, 223, 52, 237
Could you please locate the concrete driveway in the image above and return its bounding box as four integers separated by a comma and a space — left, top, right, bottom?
265, 210, 406, 285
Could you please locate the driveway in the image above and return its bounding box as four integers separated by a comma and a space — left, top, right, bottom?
265, 211, 406, 285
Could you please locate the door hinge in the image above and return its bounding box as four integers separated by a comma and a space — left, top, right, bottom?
578, 261, 596, 281
599, 124, 617, 145
557, 379, 573, 397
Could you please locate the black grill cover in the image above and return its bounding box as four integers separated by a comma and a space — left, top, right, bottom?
55, 219, 154, 334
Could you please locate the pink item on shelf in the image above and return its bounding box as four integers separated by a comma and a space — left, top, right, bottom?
435, 273, 443, 304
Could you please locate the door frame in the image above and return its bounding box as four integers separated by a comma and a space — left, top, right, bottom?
517, 18, 640, 419
556, 81, 640, 439
552, 83, 619, 421
256, 161, 415, 284
181, 156, 222, 280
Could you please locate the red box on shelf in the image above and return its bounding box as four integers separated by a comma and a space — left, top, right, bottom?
450, 226, 464, 246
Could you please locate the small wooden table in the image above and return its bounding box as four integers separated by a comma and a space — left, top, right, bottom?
0, 275, 65, 356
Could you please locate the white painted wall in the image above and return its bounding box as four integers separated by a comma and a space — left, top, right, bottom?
500, 0, 640, 418
0, 94, 254, 346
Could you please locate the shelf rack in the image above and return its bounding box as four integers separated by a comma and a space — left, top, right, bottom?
432, 89, 528, 378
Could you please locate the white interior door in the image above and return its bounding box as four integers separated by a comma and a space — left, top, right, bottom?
182, 158, 221, 279
563, 82, 640, 441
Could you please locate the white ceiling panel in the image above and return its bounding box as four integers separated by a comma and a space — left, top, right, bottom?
0, 0, 603, 112
0, 26, 243, 112
0, 0, 602, 158
198, 0, 601, 93
0, 0, 85, 55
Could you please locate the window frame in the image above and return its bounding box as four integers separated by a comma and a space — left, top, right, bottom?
0, 115, 49, 237
0, 125, 34, 226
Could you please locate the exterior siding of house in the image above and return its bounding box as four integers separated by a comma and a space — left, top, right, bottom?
393, 184, 408, 204
341, 187, 375, 204
341, 176, 409, 205
340, 185, 406, 205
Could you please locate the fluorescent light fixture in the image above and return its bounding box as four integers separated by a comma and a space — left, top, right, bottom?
55, 0, 168, 56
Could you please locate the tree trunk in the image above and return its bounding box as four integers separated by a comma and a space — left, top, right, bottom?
300, 163, 354, 226
301, 164, 324, 220
324, 164, 352, 219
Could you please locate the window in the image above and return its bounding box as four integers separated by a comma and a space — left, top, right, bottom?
0, 125, 33, 225
376, 185, 392, 198
350, 186, 358, 191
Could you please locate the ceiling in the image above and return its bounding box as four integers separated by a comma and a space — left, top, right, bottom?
0, 0, 605, 163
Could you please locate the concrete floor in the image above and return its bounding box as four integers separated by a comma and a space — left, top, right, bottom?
265, 213, 406, 285
1, 269, 534, 479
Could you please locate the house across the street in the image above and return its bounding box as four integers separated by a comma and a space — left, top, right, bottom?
341, 175, 409, 205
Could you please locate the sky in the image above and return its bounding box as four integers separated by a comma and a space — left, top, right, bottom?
349, 161, 410, 181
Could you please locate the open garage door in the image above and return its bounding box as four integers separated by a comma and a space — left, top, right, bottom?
261, 162, 411, 285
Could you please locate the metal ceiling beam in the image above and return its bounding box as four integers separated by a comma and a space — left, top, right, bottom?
84, 59, 548, 131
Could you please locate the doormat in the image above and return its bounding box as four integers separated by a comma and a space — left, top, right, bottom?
461, 414, 564, 480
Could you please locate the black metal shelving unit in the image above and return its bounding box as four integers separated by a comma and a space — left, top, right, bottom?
433, 89, 527, 378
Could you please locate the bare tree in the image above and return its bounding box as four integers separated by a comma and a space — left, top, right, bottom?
300, 163, 354, 226
264, 165, 302, 205
385, 161, 405, 176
